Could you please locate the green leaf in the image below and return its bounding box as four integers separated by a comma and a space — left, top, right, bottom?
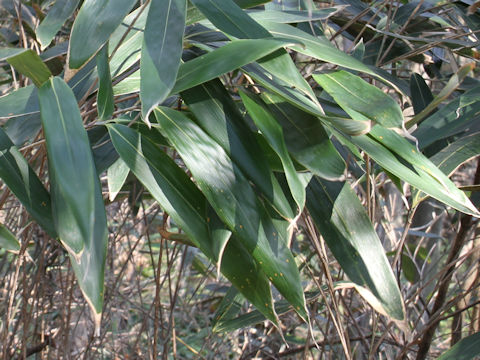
96, 44, 114, 120
260, 21, 409, 94
342, 125, 480, 216
0, 85, 38, 120
181, 80, 295, 219
109, 4, 149, 78
407, 63, 474, 129
107, 123, 278, 324
172, 38, 298, 94
38, 77, 108, 324
438, 331, 480, 360
212, 287, 244, 330
0, 47, 25, 60
155, 107, 308, 321
114, 38, 298, 96
414, 86, 480, 149
4, 49, 52, 87
261, 92, 346, 180
36, 0, 80, 49
0, 224, 20, 253
191, 0, 270, 38
313, 71, 403, 129
191, 0, 318, 104
69, 0, 137, 69
430, 132, 480, 176
140, 0, 186, 121
107, 157, 129, 201
306, 177, 405, 321
240, 90, 306, 212
247, 8, 343, 23
0, 128, 56, 237
243, 63, 371, 136
410, 73, 433, 115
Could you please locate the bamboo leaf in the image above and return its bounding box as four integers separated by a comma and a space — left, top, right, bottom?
438, 331, 480, 360
343, 125, 480, 217
261, 92, 346, 180
240, 90, 306, 212
313, 71, 403, 129
172, 38, 298, 94
410, 73, 433, 115
140, 0, 186, 121
260, 21, 409, 94
407, 63, 474, 128
0, 85, 38, 120
107, 123, 278, 324
38, 77, 108, 326
191, 0, 318, 104
96, 44, 114, 121
306, 177, 406, 321
0, 224, 20, 253
36, 0, 80, 49
0, 128, 56, 237
414, 86, 480, 149
247, 7, 344, 23
155, 107, 308, 321
114, 38, 298, 96
4, 49, 52, 87
69, 0, 137, 69
107, 157, 129, 201
181, 79, 295, 219
430, 132, 480, 176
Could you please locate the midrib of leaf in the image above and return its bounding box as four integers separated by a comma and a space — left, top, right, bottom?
322, 73, 372, 107
51, 80, 79, 178
108, 126, 207, 228
158, 0, 173, 60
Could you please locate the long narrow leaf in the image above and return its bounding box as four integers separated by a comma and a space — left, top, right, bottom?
181, 80, 295, 219
38, 77, 108, 326
0, 128, 56, 237
261, 92, 345, 180
260, 21, 409, 94
313, 71, 403, 129
0, 224, 20, 253
69, 0, 137, 69
430, 132, 480, 176
437, 331, 480, 360
172, 38, 298, 94
140, 0, 186, 121
240, 90, 306, 212
343, 125, 480, 216
155, 107, 308, 321
107, 123, 278, 324
191, 0, 318, 104
307, 177, 405, 321
6, 49, 52, 87
96, 44, 114, 120
36, 0, 80, 49
0, 86, 38, 120
410, 73, 433, 115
